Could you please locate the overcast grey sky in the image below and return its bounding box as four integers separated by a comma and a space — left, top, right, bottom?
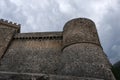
0, 0, 120, 64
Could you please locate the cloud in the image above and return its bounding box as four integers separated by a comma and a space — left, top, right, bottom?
1, 0, 111, 32
98, 0, 120, 63
0, 0, 120, 64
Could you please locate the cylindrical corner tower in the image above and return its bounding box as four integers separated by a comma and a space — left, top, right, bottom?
60, 18, 115, 80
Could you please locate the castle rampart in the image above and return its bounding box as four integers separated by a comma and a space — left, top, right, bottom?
0, 18, 116, 80
0, 19, 20, 59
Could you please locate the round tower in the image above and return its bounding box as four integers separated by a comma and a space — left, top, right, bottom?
62, 18, 100, 49
59, 18, 115, 80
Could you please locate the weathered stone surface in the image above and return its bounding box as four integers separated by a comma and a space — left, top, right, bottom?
0, 18, 116, 80
0, 39, 62, 74
0, 24, 20, 59
59, 43, 114, 80
0, 71, 104, 80
14, 32, 62, 39
49, 75, 104, 80
62, 18, 101, 49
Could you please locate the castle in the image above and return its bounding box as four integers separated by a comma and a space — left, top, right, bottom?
0, 18, 116, 80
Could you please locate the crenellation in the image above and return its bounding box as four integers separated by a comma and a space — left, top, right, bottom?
18, 24, 21, 27
13, 33, 63, 41
13, 35, 62, 40
0, 19, 21, 28
9, 21, 12, 24
5, 20, 8, 23
0, 18, 116, 80
13, 23, 17, 25
0, 19, 4, 22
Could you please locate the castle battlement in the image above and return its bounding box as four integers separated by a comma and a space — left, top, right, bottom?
13, 32, 62, 40
0, 19, 21, 27
0, 18, 116, 80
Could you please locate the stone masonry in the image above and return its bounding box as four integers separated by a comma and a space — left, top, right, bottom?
0, 18, 116, 80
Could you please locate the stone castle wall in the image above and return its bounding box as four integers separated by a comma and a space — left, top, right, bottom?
62, 18, 100, 49
0, 18, 116, 80
0, 35, 62, 74
0, 19, 20, 59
